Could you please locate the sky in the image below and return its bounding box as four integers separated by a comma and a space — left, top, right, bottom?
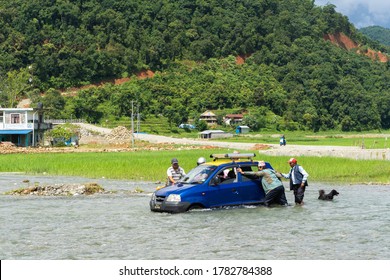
314, 0, 390, 29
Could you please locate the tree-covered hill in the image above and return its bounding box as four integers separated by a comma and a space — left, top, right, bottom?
1, 0, 390, 132
0, 0, 368, 89
360, 26, 390, 46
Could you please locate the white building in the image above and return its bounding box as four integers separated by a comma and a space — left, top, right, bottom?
0, 107, 52, 147
199, 130, 233, 139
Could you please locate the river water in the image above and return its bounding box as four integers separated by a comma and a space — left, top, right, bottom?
1, 173, 389, 260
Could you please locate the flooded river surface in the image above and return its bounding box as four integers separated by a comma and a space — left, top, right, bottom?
1, 174, 389, 260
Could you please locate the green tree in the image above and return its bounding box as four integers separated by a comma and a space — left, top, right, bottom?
194, 119, 208, 132
0, 67, 32, 107
39, 88, 66, 119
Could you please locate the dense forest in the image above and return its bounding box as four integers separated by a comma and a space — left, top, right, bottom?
360, 26, 390, 46
1, 0, 390, 132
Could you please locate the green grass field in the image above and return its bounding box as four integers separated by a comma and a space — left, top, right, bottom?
1, 148, 389, 184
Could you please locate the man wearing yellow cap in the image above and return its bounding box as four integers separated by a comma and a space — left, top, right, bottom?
281, 158, 309, 205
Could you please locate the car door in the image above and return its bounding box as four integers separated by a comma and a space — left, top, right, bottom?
237, 164, 266, 204
202, 167, 242, 208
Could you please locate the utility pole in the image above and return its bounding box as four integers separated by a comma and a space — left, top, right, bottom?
32, 110, 38, 147
131, 100, 135, 148
137, 103, 140, 134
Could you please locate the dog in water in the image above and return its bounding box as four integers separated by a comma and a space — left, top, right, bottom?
318, 189, 339, 200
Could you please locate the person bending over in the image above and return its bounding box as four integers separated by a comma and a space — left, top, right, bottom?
237, 161, 288, 206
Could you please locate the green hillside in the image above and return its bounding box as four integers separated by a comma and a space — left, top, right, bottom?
0, 0, 370, 89
360, 26, 390, 46
1, 0, 390, 132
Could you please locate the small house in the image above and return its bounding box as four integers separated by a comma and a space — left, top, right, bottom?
224, 114, 243, 125
235, 125, 250, 134
199, 130, 233, 139
199, 111, 217, 126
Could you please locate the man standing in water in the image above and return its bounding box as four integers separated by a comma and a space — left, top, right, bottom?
237, 161, 288, 206
281, 158, 309, 205
166, 158, 185, 186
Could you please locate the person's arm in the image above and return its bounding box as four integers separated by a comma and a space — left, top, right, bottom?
274, 170, 283, 179
177, 168, 186, 181
237, 168, 262, 177
167, 168, 175, 184
299, 166, 309, 186
280, 171, 290, 179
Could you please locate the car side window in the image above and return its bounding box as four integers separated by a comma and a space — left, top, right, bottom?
241, 165, 259, 182
211, 167, 238, 185
220, 168, 237, 184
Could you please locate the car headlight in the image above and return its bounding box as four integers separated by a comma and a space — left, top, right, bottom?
151, 192, 156, 200
166, 194, 181, 202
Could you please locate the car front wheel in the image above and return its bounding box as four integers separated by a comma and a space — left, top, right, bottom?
187, 204, 204, 211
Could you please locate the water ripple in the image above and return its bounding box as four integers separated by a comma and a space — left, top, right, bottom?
1, 175, 389, 259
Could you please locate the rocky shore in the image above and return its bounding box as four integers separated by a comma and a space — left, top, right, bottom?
6, 182, 106, 196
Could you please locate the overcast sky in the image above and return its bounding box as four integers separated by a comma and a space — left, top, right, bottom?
314, 0, 390, 29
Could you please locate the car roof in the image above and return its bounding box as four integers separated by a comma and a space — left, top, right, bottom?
204, 153, 258, 167
203, 160, 256, 167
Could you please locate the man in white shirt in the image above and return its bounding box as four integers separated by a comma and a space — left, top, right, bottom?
166, 158, 185, 186
281, 158, 309, 205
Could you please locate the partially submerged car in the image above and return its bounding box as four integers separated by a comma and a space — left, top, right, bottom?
150, 153, 273, 213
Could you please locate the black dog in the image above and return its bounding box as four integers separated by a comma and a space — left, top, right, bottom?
318, 189, 339, 200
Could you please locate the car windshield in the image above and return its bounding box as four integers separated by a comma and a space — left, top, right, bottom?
179, 164, 218, 184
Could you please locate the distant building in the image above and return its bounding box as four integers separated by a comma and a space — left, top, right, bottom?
236, 125, 250, 134
199, 111, 217, 126
199, 130, 233, 139
224, 114, 243, 125
0, 107, 52, 147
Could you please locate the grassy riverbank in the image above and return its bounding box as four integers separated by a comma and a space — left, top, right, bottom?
1, 149, 389, 184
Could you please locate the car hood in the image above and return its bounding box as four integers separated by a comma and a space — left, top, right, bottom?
155, 183, 197, 196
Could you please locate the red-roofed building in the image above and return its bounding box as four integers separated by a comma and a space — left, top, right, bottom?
224, 114, 243, 125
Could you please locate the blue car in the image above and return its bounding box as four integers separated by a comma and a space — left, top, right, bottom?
150, 153, 273, 213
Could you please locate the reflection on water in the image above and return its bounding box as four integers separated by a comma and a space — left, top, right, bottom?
1, 174, 389, 260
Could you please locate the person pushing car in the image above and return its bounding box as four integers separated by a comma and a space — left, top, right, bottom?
237, 161, 288, 207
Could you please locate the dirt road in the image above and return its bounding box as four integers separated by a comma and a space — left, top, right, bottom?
75, 123, 390, 160
259, 144, 390, 160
